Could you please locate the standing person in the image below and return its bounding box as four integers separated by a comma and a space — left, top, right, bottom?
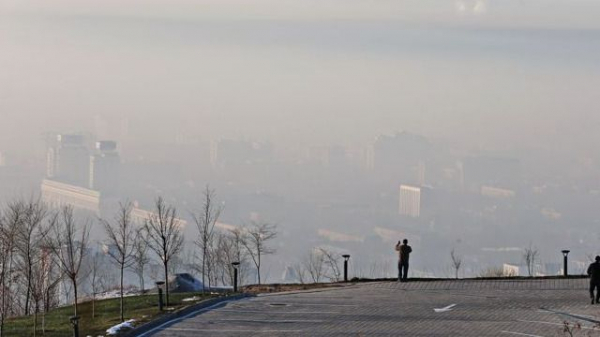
395, 239, 412, 282
587, 256, 600, 304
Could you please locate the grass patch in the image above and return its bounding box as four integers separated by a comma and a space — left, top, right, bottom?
3, 292, 219, 337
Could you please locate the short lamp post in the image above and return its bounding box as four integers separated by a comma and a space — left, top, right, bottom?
342, 254, 351, 282
562, 250, 570, 277
70, 316, 80, 337
232, 262, 240, 292
156, 281, 165, 311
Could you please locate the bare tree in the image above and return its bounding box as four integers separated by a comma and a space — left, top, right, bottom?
0, 201, 22, 337
131, 228, 150, 293
304, 249, 326, 283
291, 262, 307, 284
209, 229, 248, 287
228, 228, 249, 287
193, 186, 222, 291
522, 243, 538, 277
167, 253, 184, 276
32, 246, 60, 336
178, 247, 197, 279
210, 233, 229, 287
319, 248, 342, 282
15, 198, 47, 316
29, 246, 49, 337
144, 197, 184, 306
219, 228, 250, 287
101, 202, 136, 322
450, 249, 463, 279
86, 251, 104, 320
242, 222, 277, 285
44, 206, 90, 317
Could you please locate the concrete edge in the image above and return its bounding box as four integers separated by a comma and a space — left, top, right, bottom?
257, 283, 359, 297
125, 293, 253, 337
346, 275, 589, 283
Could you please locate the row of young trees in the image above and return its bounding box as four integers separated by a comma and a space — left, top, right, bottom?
0, 199, 148, 336
194, 187, 278, 289
0, 200, 87, 336
0, 188, 280, 335
292, 248, 344, 284
449, 243, 540, 278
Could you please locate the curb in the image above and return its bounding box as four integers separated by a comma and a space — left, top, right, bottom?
125, 293, 253, 336
257, 283, 358, 297
348, 275, 589, 283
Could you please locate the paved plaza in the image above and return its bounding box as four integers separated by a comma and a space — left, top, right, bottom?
142, 278, 600, 336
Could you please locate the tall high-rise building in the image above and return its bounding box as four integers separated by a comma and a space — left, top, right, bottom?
47, 134, 90, 187
89, 141, 120, 196
399, 185, 421, 218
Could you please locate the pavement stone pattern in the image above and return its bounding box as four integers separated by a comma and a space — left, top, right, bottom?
146, 279, 600, 336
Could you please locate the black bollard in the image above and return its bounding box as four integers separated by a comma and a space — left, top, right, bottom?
234, 268, 238, 292
156, 281, 165, 311
562, 250, 570, 277
232, 262, 240, 292
342, 254, 350, 282
70, 316, 80, 337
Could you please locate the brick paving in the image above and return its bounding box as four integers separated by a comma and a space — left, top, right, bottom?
143, 279, 600, 336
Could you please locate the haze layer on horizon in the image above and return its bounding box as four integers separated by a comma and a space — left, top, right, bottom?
1, 0, 599, 156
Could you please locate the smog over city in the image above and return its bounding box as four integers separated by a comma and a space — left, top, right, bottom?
1, 0, 600, 293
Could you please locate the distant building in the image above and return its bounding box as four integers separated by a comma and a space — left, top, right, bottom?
417, 161, 426, 186
46, 134, 120, 195
41, 180, 187, 232
47, 134, 90, 187
480, 186, 516, 198
306, 146, 331, 167
502, 264, 520, 276
130, 205, 188, 229
399, 185, 421, 218
41, 179, 101, 214
370, 132, 431, 168
304, 145, 347, 169
369, 132, 433, 184
89, 141, 120, 196
462, 155, 520, 191
210, 139, 272, 169
543, 263, 562, 276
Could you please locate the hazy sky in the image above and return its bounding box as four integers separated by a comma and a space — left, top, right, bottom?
1, 0, 599, 154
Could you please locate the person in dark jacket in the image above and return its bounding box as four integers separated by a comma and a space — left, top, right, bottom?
395, 239, 412, 282
588, 256, 600, 304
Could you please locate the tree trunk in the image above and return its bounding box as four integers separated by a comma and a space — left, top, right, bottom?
1, 268, 6, 337
202, 247, 206, 293
120, 264, 124, 322
257, 254, 261, 284
72, 279, 78, 317
33, 308, 37, 337
25, 271, 31, 315
139, 269, 145, 293
164, 262, 169, 306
